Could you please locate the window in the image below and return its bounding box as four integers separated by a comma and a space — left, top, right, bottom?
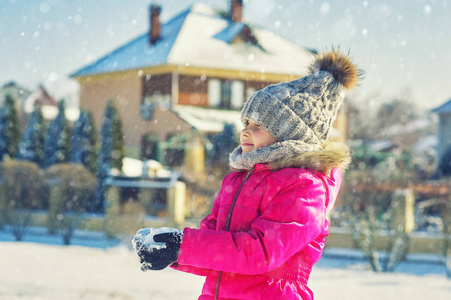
246, 87, 256, 102
220, 80, 232, 108
208, 79, 244, 109
141, 93, 170, 120
141, 74, 171, 120
208, 79, 220, 107
231, 81, 244, 109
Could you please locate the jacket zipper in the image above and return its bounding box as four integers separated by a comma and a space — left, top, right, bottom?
214, 168, 254, 300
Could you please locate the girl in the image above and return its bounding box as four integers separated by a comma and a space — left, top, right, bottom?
133, 50, 360, 300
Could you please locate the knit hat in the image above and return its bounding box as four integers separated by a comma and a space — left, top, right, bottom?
229, 50, 360, 170
242, 50, 359, 144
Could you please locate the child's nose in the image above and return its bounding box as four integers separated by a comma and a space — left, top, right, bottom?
241, 128, 250, 137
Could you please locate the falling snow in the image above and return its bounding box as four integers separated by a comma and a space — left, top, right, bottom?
1, 0, 450, 107
0, 228, 450, 300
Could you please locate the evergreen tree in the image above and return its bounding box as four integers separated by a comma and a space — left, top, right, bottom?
43, 100, 71, 168
0, 94, 20, 160
71, 111, 97, 174
98, 100, 124, 177
18, 105, 47, 166
95, 100, 124, 212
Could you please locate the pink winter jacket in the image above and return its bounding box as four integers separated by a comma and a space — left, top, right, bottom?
173, 143, 349, 300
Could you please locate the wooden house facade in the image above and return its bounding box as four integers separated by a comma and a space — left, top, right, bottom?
70, 1, 324, 169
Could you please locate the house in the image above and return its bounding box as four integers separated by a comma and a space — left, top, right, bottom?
0, 81, 32, 129
0, 82, 76, 129
70, 0, 321, 168
433, 99, 451, 175
22, 84, 58, 113
381, 116, 438, 153
0, 81, 31, 106
355, 116, 439, 178
21, 84, 74, 126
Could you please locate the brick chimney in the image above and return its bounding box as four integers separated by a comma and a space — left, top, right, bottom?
230, 0, 243, 23
149, 4, 161, 45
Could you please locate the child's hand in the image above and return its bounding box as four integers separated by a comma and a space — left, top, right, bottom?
132, 227, 183, 271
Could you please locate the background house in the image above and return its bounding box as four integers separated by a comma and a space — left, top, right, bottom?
0, 81, 31, 130
0, 81, 31, 107
70, 0, 325, 171
0, 82, 78, 129
433, 99, 451, 176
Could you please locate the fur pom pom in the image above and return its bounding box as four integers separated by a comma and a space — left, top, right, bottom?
309, 50, 359, 90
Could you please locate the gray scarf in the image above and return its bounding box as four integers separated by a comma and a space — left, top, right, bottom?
229, 140, 322, 170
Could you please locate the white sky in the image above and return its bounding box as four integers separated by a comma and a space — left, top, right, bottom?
1, 0, 450, 110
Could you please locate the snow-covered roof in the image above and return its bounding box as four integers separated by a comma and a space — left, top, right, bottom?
213, 22, 246, 44
382, 116, 437, 137
432, 99, 451, 114
412, 135, 437, 154
172, 105, 242, 134
367, 140, 397, 152
71, 3, 313, 78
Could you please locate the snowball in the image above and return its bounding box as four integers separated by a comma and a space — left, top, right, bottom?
133, 227, 180, 251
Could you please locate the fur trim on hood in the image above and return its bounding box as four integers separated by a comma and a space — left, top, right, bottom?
269, 141, 351, 176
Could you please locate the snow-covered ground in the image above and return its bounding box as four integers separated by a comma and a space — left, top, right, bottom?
0, 227, 450, 300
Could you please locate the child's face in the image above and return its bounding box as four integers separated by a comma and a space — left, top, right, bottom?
240, 120, 278, 154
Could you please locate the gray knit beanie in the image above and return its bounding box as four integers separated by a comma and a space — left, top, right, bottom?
230, 50, 360, 170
